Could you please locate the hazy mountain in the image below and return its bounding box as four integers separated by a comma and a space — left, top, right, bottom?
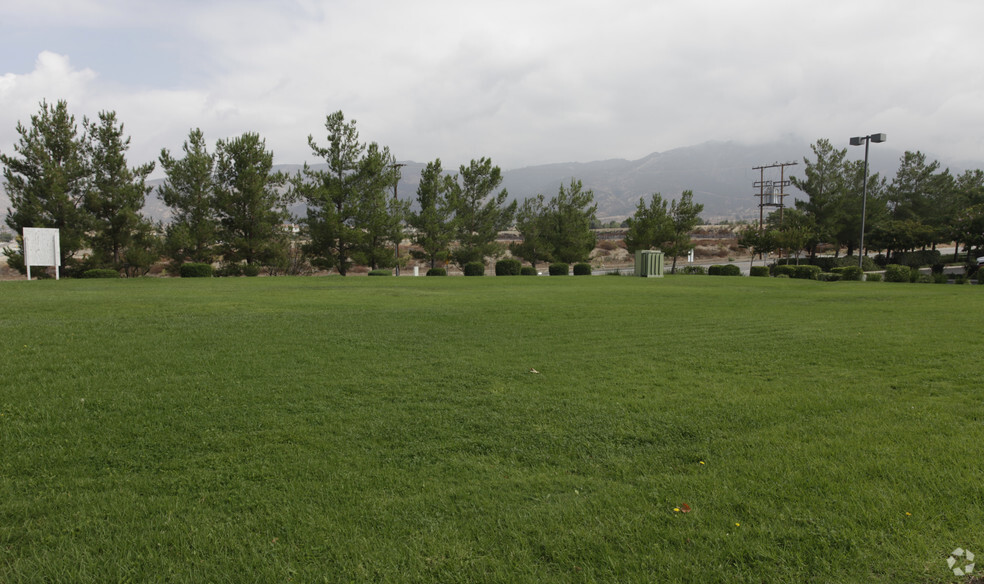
3, 139, 980, 227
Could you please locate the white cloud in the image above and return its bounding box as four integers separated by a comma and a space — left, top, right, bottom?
2, 0, 984, 176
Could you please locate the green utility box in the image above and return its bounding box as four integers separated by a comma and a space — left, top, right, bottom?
634, 250, 665, 277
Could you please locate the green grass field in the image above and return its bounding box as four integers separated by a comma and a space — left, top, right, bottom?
2, 275, 982, 583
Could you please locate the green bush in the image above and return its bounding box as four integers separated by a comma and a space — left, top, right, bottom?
180, 263, 214, 278
932, 272, 949, 284
777, 255, 878, 272
368, 269, 392, 276
916, 273, 934, 283
494, 259, 521, 276
604, 269, 623, 276
883, 264, 911, 283
818, 272, 841, 282
573, 263, 592, 276
426, 268, 447, 276
679, 265, 707, 275
866, 273, 882, 282
831, 266, 863, 281
520, 266, 538, 276
772, 265, 796, 277
893, 250, 942, 268
708, 264, 741, 276
749, 266, 770, 277
792, 265, 822, 280
243, 264, 261, 277
215, 263, 241, 277
548, 263, 569, 276
81, 269, 120, 279
464, 262, 485, 276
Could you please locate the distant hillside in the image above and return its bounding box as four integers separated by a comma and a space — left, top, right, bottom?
3, 139, 977, 226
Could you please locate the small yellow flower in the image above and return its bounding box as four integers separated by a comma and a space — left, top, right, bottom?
699, 461, 705, 465
673, 508, 680, 512
735, 522, 740, 527
905, 512, 911, 516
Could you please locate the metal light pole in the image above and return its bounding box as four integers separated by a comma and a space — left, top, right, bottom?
849, 133, 886, 270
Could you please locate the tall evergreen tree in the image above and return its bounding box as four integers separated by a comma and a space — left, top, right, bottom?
791, 139, 847, 259
213, 133, 288, 267
542, 179, 597, 264
159, 128, 217, 264
353, 143, 406, 270
448, 157, 516, 268
295, 111, 399, 275
83, 111, 155, 268
664, 190, 704, 273
1, 100, 90, 273
510, 193, 551, 268
624, 193, 672, 253
409, 159, 456, 269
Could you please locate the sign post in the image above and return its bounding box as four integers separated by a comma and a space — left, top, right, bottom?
22, 227, 61, 280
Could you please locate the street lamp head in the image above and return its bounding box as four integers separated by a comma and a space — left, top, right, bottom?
850, 137, 864, 146
870, 133, 887, 143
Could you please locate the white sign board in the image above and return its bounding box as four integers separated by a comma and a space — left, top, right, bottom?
22, 227, 61, 280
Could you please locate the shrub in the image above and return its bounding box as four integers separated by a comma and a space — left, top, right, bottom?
954, 274, 967, 284
215, 263, 241, 277
679, 265, 707, 275
520, 266, 537, 276
368, 269, 392, 276
180, 263, 213, 278
494, 259, 521, 276
464, 262, 485, 276
243, 264, 261, 277
916, 273, 934, 283
932, 272, 949, 284
893, 250, 941, 268
604, 269, 623, 276
831, 266, 863, 281
931, 263, 946, 275
81, 268, 120, 279
883, 264, 911, 282
777, 255, 878, 272
772, 265, 796, 278
749, 266, 770, 277
708, 264, 741, 276
818, 272, 841, 282
866, 273, 882, 282
548, 263, 569, 276
573, 263, 592, 276
792, 265, 822, 280
426, 268, 447, 276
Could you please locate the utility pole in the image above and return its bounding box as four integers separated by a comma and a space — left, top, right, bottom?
753, 161, 798, 230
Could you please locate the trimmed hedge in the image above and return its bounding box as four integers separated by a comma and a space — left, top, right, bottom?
495, 259, 521, 276
792, 265, 822, 280
81, 268, 120, 279
548, 263, 569, 276
831, 266, 863, 281
866, 273, 883, 282
893, 250, 942, 268
463, 262, 485, 276
679, 265, 707, 275
883, 264, 911, 282
520, 266, 537, 276
426, 268, 447, 276
180, 263, 213, 278
818, 272, 841, 282
708, 264, 741, 276
771, 265, 796, 277
749, 266, 770, 277
573, 263, 592, 276
777, 255, 879, 272
368, 269, 392, 276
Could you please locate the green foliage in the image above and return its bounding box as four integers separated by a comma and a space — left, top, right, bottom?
425, 267, 447, 276
368, 269, 392, 276
624, 193, 671, 253
80, 268, 120, 279
831, 266, 864, 281
818, 272, 841, 282
295, 111, 402, 275
179, 262, 214, 278
213, 132, 288, 268
409, 159, 455, 269
548, 262, 569, 276
159, 128, 217, 264
510, 193, 551, 268
792, 265, 822, 280
494, 258, 521, 276
243, 264, 260, 277
463, 261, 485, 276
520, 266, 537, 276
708, 264, 741, 276
1, 100, 91, 273
866, 273, 883, 282
772, 265, 796, 277
679, 265, 707, 275
573, 262, 592, 275
883, 264, 911, 282
932, 272, 949, 284
915, 273, 934, 283
664, 190, 704, 273
749, 266, 770, 277
544, 179, 597, 264
449, 157, 516, 268
892, 249, 942, 268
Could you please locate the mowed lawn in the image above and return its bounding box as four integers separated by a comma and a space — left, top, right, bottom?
1, 275, 982, 583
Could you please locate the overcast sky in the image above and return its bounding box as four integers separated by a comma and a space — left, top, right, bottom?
2, 0, 983, 177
